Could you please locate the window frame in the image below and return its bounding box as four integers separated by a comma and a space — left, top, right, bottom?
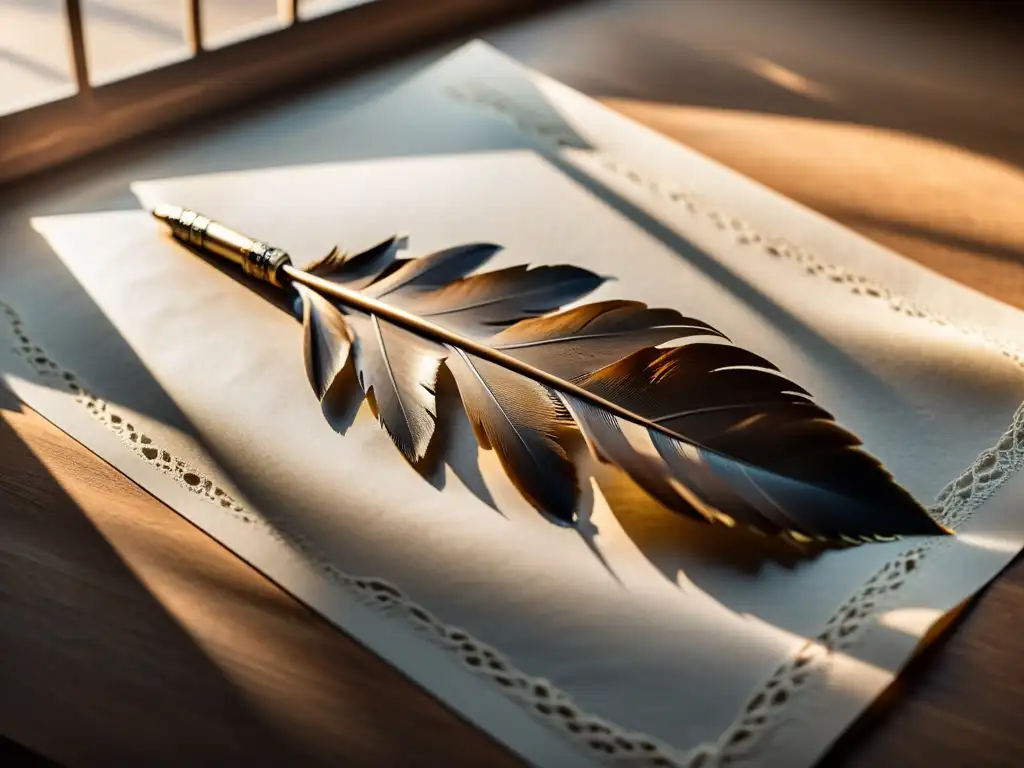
0, 0, 561, 184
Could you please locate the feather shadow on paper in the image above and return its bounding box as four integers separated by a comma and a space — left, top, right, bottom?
590, 458, 818, 580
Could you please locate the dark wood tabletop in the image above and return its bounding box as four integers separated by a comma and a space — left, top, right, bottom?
2, 1, 1023, 766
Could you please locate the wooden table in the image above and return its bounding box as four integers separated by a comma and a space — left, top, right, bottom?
2, 1, 1023, 765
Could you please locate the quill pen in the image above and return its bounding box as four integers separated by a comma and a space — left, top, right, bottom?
152, 205, 949, 544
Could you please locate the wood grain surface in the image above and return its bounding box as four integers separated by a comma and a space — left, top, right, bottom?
2, 1, 1023, 766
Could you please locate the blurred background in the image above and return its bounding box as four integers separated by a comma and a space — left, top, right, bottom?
0, 1, 374, 112
3, 0, 1019, 307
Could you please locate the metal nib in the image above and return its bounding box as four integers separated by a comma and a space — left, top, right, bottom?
151, 204, 183, 228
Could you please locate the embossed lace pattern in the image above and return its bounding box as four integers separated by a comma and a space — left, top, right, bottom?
443, 79, 1024, 765
2, 83, 1023, 768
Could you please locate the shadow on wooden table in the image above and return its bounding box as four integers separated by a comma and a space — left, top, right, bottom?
493, 0, 1024, 169
0, 385, 522, 767
487, 0, 1024, 309
0, 735, 61, 767
819, 563, 1024, 766
0, 387, 309, 765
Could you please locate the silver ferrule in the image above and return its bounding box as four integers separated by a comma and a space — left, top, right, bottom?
152, 204, 292, 287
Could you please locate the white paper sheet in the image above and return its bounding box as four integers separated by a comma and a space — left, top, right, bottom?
2, 43, 1023, 768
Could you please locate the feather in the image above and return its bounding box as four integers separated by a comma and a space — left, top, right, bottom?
568, 344, 936, 540
282, 233, 945, 541
447, 349, 578, 522
346, 312, 446, 462
295, 283, 351, 401
396, 264, 604, 337
305, 237, 405, 289
366, 242, 501, 299
575, 345, 888, 493
491, 300, 727, 379
565, 396, 936, 541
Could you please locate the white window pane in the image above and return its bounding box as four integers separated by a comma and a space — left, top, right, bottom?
202, 0, 282, 49
82, 0, 189, 85
0, 0, 75, 115
299, 0, 374, 22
